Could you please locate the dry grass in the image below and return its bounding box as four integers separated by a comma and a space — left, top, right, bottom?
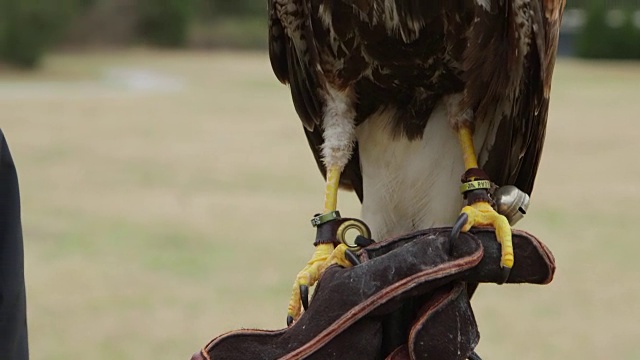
2, 49, 640, 359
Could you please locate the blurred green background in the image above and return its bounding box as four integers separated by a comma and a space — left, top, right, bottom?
0, 0, 267, 68
2, 1, 640, 359
1, 0, 640, 68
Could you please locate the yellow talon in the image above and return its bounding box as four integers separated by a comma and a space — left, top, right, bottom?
287, 243, 354, 322
287, 165, 352, 323
455, 122, 515, 272
326, 244, 354, 268
460, 202, 514, 269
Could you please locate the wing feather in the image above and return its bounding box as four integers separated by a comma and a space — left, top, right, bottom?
268, 0, 363, 198
480, 0, 564, 195
268, 0, 289, 84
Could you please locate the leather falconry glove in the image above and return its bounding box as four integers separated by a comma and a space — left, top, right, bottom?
192, 227, 555, 360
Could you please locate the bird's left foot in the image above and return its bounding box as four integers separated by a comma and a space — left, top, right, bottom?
453, 201, 513, 283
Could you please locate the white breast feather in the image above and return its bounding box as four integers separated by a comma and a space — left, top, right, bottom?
356, 102, 491, 240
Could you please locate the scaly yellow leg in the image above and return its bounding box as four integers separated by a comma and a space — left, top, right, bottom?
323, 165, 341, 213
458, 127, 479, 170
457, 126, 514, 270
287, 166, 352, 324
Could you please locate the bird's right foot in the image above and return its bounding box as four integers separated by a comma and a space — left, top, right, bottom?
286, 243, 354, 325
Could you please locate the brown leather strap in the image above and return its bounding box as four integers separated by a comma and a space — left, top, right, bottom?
461, 168, 490, 182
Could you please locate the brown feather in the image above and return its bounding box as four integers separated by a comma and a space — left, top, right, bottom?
481, 0, 565, 195
268, 0, 565, 200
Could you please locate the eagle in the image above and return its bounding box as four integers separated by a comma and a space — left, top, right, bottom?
268, 0, 565, 324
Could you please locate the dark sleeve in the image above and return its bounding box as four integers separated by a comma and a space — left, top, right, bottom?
0, 129, 30, 359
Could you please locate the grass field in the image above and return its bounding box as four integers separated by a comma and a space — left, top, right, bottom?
2, 50, 640, 359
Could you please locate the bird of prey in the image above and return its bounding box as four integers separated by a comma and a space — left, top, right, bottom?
268, 0, 565, 323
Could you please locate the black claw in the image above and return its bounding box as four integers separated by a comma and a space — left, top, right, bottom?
345, 250, 361, 266
287, 315, 294, 327
354, 235, 375, 248
498, 266, 511, 285
468, 351, 483, 360
300, 285, 309, 311
450, 213, 469, 244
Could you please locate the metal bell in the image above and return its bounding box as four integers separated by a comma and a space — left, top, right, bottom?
494, 185, 530, 225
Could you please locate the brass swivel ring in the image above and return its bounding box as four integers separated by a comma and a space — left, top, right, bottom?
336, 219, 371, 249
